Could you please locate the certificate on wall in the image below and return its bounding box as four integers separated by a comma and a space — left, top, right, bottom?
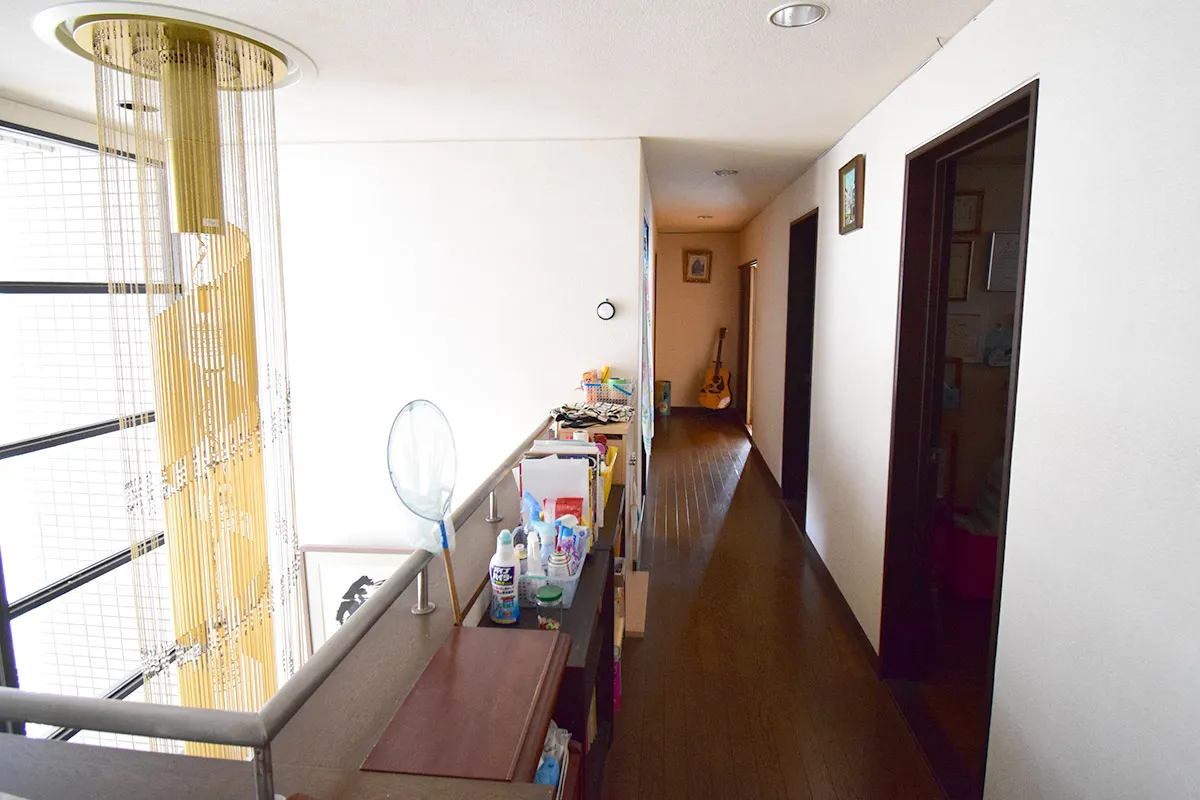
952, 191, 983, 234
945, 313, 984, 363
948, 241, 973, 301
987, 231, 1021, 291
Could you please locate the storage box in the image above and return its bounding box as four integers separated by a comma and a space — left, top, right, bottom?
602, 445, 619, 504
519, 571, 582, 609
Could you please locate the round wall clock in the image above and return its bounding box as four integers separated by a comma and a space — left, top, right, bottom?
596, 299, 616, 321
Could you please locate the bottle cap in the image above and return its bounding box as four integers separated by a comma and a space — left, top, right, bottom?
536, 585, 563, 603
499, 530, 512, 545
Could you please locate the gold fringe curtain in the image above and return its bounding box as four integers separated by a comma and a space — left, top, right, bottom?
90, 18, 304, 758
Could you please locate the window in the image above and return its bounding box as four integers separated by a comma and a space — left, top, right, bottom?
0, 122, 177, 749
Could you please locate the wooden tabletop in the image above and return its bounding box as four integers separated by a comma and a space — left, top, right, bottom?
478, 550, 610, 673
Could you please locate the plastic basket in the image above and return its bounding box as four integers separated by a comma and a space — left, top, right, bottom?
581, 379, 635, 406
519, 571, 582, 609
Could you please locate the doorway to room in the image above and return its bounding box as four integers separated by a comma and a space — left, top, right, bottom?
782, 210, 818, 524
735, 260, 758, 433
879, 83, 1038, 800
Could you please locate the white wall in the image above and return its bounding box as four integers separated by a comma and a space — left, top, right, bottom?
739, 0, 1200, 797
278, 139, 643, 549
0, 97, 95, 145
628, 147, 655, 543
654, 232, 741, 407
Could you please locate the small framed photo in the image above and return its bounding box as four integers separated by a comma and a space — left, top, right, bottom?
683, 249, 712, 283
301, 545, 414, 655
839, 154, 866, 234
953, 191, 984, 234
948, 240, 973, 301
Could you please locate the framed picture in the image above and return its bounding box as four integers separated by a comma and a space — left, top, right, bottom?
948, 241, 973, 301
952, 191, 984, 234
945, 312, 984, 363
839, 154, 866, 234
683, 249, 712, 283
983, 326, 1014, 367
301, 545, 413, 655
987, 231, 1021, 291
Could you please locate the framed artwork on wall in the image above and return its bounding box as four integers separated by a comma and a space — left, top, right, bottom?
948, 240, 974, 301
301, 545, 413, 655
987, 231, 1021, 291
839, 154, 866, 234
683, 249, 712, 283
952, 191, 984, 234
945, 312, 984, 363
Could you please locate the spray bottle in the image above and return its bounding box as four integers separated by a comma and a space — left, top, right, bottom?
523, 492, 558, 573
489, 530, 520, 625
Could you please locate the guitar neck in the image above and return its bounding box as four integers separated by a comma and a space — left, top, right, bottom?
714, 333, 726, 372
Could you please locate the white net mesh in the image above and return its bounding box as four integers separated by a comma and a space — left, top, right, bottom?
387, 400, 458, 553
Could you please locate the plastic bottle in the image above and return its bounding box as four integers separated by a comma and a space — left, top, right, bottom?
489, 530, 520, 625
527, 526, 545, 577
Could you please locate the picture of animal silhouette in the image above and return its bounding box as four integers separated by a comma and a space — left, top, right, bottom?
335, 575, 385, 625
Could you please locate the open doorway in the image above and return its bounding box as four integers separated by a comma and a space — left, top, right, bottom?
782, 210, 818, 523
735, 260, 758, 433
879, 83, 1037, 800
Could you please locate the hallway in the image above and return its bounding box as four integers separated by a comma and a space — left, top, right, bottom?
604, 414, 943, 799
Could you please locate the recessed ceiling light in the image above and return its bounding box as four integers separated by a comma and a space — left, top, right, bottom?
768, 2, 828, 28
713, 169, 739, 177
698, 215, 714, 219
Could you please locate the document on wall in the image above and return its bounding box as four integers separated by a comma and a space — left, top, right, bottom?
945, 313, 984, 363
987, 231, 1021, 292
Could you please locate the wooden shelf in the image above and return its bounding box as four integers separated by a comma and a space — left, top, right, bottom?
594, 485, 625, 553
476, 489, 624, 800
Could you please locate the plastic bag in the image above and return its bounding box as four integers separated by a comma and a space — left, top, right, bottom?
397, 514, 456, 556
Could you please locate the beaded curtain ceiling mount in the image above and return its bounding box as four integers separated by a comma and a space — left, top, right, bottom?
35, 2, 315, 756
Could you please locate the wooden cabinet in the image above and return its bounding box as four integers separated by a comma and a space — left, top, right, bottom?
478, 488, 624, 800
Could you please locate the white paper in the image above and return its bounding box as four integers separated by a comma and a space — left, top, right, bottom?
521, 455, 592, 526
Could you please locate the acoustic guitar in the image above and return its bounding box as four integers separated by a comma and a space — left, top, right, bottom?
698, 327, 732, 410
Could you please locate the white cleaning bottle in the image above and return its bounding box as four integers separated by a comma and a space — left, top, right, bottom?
527, 526, 544, 577
489, 530, 520, 625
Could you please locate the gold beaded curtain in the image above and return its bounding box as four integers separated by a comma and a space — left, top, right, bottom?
89, 18, 304, 757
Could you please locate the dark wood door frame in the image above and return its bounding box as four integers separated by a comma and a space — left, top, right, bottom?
782, 209, 819, 517
735, 260, 757, 423
879, 81, 1039, 683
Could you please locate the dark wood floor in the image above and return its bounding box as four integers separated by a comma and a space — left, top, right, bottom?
603, 413, 943, 800
918, 594, 993, 788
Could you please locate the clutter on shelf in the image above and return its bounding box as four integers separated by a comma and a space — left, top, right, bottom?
581, 366, 634, 406
507, 493, 592, 609
553, 402, 633, 428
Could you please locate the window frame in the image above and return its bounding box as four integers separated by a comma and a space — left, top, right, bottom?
0, 119, 160, 738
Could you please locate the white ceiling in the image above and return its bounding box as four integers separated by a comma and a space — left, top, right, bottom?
0, 0, 992, 233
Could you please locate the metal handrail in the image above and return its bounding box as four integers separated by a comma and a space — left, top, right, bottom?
259, 548, 432, 738
450, 416, 553, 529
0, 688, 266, 745
0, 415, 554, 799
